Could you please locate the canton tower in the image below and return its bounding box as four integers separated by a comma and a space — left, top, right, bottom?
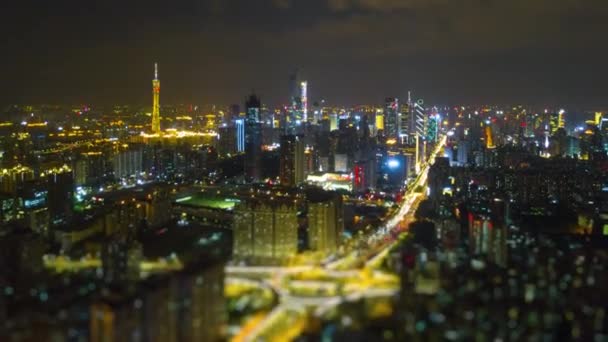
151, 63, 161, 134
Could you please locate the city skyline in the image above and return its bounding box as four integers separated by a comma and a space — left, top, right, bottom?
1, 1, 608, 341
1, 1, 607, 106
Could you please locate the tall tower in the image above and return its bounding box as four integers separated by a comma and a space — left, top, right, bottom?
411, 97, 426, 172
398, 98, 410, 144
151, 63, 161, 134
383, 97, 399, 141
301, 81, 308, 123
279, 134, 305, 186
288, 69, 304, 133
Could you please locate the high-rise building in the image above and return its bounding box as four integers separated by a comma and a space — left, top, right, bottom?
74, 152, 106, 187
235, 118, 245, 153
307, 191, 343, 255
334, 154, 348, 173
549, 128, 568, 157
427, 114, 439, 143
383, 97, 399, 140
375, 111, 384, 134
467, 212, 508, 267
549, 110, 566, 134
0, 193, 20, 224
381, 153, 408, 188
229, 104, 241, 122
279, 135, 305, 186
409, 96, 426, 142
457, 140, 470, 166
288, 69, 303, 132
244, 94, 262, 182
398, 101, 410, 144
312, 100, 323, 124
218, 125, 236, 156
485, 125, 495, 149
594, 111, 603, 127
151, 63, 161, 134
329, 113, 338, 131
233, 200, 299, 262
289, 70, 300, 106
353, 163, 365, 193
301, 81, 308, 122
428, 157, 450, 209
43, 164, 74, 226
411, 99, 427, 170
113, 146, 143, 180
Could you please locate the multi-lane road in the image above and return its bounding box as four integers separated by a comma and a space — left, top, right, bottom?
228, 135, 447, 342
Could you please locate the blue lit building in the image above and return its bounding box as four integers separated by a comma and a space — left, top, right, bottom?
235, 119, 245, 152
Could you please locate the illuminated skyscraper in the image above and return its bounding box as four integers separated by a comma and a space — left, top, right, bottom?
408, 93, 426, 143
301, 81, 308, 122
408, 91, 415, 142
384, 97, 399, 141
411, 99, 427, 171
329, 113, 338, 131
151, 63, 161, 134
426, 114, 439, 143
594, 112, 602, 126
288, 69, 304, 132
235, 119, 245, 153
549, 109, 566, 134
412, 99, 426, 140
485, 124, 496, 149
353, 163, 365, 192
398, 100, 410, 143
244, 94, 262, 182
375, 111, 384, 132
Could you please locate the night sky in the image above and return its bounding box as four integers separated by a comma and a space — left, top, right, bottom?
1, 0, 607, 107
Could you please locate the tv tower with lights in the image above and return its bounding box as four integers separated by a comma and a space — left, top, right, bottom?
151, 63, 161, 134
139, 62, 221, 144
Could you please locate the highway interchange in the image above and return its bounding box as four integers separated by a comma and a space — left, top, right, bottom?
228, 135, 446, 342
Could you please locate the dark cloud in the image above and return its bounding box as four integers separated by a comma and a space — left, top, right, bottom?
327, 0, 436, 11
0, 0, 607, 106
273, 0, 292, 9
299, 0, 608, 54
